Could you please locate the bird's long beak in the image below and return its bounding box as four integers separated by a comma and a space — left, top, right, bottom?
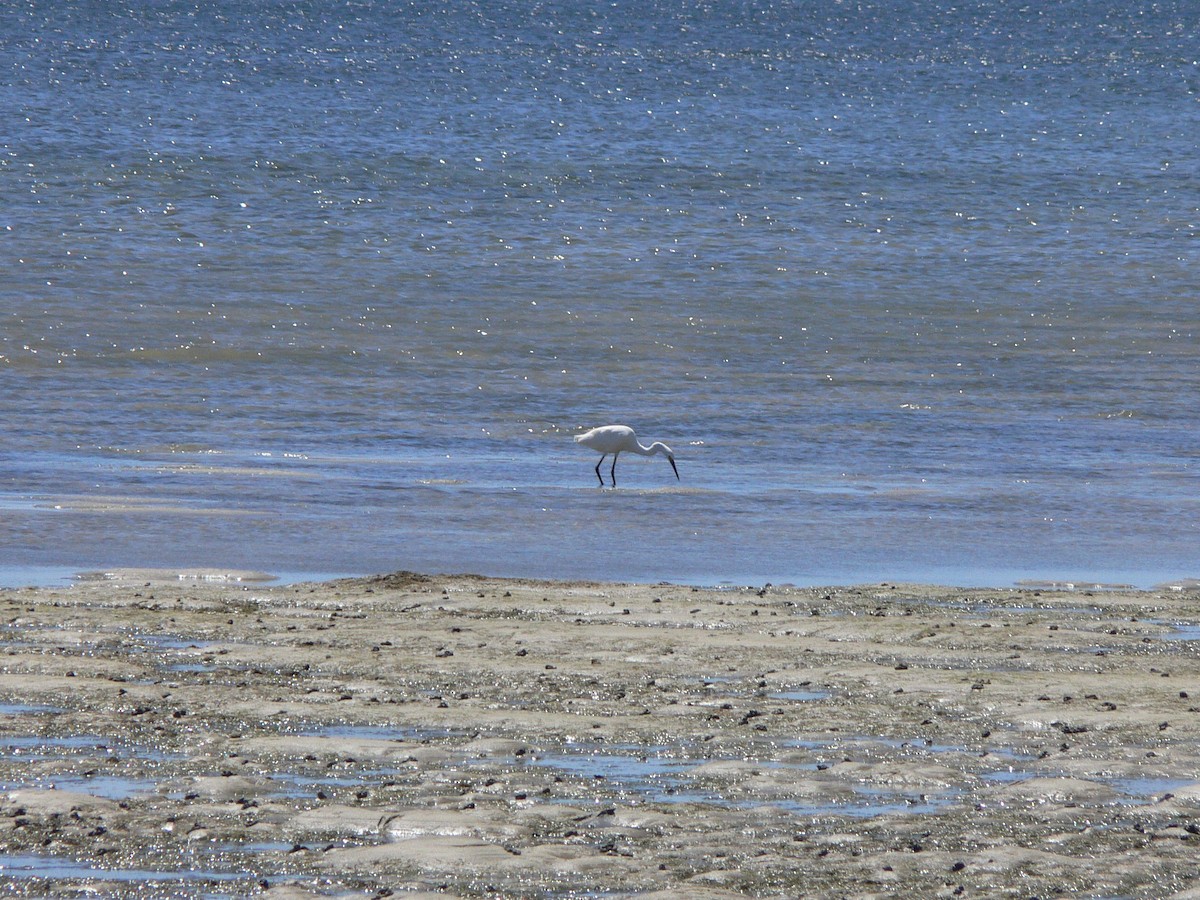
669, 456, 679, 480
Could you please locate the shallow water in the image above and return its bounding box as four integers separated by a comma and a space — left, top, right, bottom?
0, 775, 161, 801
532, 746, 710, 803
2, 0, 1198, 588
0, 735, 105, 758
0, 853, 247, 886
1160, 623, 1200, 641
982, 769, 1195, 803
0, 703, 62, 716
532, 746, 964, 817
295, 723, 449, 742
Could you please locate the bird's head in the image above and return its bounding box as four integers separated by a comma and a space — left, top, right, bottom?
650, 442, 679, 480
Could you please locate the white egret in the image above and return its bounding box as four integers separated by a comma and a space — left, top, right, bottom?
574, 424, 679, 487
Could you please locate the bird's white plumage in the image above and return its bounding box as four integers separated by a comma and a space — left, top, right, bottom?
575, 424, 679, 486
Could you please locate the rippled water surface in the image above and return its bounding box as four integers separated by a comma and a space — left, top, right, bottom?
2, 1, 1198, 587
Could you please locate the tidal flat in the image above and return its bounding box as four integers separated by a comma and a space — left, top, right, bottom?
2, 570, 1200, 898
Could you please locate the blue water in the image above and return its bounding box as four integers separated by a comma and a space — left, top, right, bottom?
2, 1, 1198, 588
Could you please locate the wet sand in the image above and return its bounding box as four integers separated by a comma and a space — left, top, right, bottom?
3, 569, 1200, 898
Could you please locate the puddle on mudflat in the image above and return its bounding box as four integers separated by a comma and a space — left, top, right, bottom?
167, 663, 216, 673
533, 747, 708, 803
0, 736, 110, 758
687, 678, 831, 703
132, 635, 216, 651
0, 852, 247, 885
0, 735, 179, 763
1108, 776, 1197, 798
874, 739, 969, 753
1158, 623, 1200, 642
981, 769, 1195, 803
295, 724, 456, 742
1, 776, 161, 800
165, 661, 247, 674
981, 768, 1055, 785
773, 790, 961, 818
0, 703, 63, 716
787, 735, 1040, 765
533, 746, 962, 818
769, 690, 830, 702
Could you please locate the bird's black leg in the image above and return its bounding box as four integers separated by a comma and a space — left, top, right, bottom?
610, 452, 619, 487
594, 455, 606, 486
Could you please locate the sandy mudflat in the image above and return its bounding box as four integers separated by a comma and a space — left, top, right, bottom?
3, 571, 1200, 898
